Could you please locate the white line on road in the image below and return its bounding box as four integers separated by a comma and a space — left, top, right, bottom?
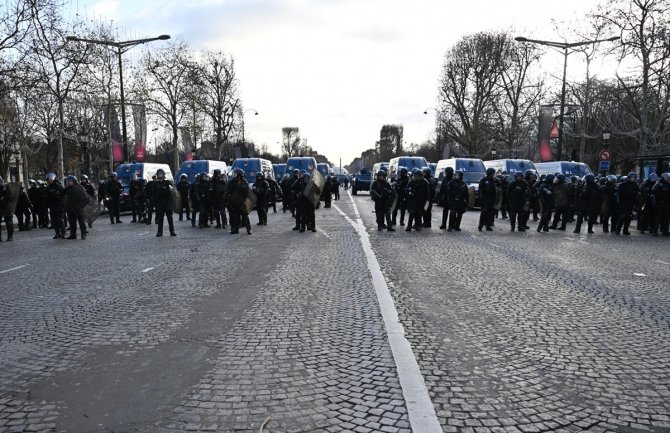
346, 190, 361, 219
138, 232, 150, 236
319, 230, 333, 241
141, 267, 154, 273
579, 240, 590, 244
0, 264, 29, 274
333, 203, 442, 433
633, 273, 647, 277
655, 260, 670, 265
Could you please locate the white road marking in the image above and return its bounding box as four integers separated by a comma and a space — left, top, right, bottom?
0, 264, 29, 274
579, 240, 590, 244
633, 273, 647, 277
333, 203, 442, 433
655, 260, 670, 265
488, 243, 500, 248
138, 232, 150, 236
141, 267, 154, 273
319, 230, 332, 241
346, 191, 361, 219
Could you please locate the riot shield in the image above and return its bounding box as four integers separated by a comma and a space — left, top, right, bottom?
468, 186, 476, 209
242, 190, 257, 215
303, 169, 326, 209
82, 197, 105, 222
169, 186, 181, 213
389, 189, 398, 213
1, 183, 21, 218
68, 184, 90, 211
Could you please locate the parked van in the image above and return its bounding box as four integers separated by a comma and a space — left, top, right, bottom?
114, 162, 173, 210
372, 162, 390, 175
435, 158, 486, 208
484, 159, 536, 176
388, 156, 429, 181
535, 161, 592, 177
273, 163, 287, 180
317, 163, 332, 179
230, 158, 274, 185
176, 160, 228, 183
285, 156, 318, 175
428, 163, 437, 177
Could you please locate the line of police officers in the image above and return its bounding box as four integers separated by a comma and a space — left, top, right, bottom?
367, 166, 670, 237
277, 169, 340, 233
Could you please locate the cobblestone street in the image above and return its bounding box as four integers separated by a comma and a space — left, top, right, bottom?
1, 192, 669, 433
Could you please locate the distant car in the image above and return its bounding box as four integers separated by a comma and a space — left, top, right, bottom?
351, 171, 373, 195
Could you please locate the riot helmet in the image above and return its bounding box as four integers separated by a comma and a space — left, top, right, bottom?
556, 174, 565, 183
180, 173, 188, 180
445, 167, 454, 176
156, 169, 166, 179
293, 169, 300, 176
648, 173, 658, 182
627, 172, 637, 181
422, 167, 431, 177
606, 174, 616, 183
46, 172, 56, 182
302, 172, 311, 181
545, 174, 555, 183
486, 167, 496, 177
399, 167, 409, 177
29, 179, 36, 186
235, 168, 245, 178
584, 174, 595, 184
661, 172, 670, 182
213, 169, 222, 177
110, 172, 117, 178
65, 175, 77, 185
80, 175, 89, 182
454, 171, 464, 180
514, 171, 523, 179
598, 177, 607, 185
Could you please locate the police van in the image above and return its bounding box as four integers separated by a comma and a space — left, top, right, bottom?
114, 163, 173, 211
534, 161, 592, 177
372, 162, 390, 176
484, 159, 536, 177
176, 160, 228, 183
286, 156, 318, 176
388, 156, 429, 181
435, 158, 486, 208
230, 158, 274, 185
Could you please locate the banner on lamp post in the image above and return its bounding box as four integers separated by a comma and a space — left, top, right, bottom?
104, 105, 124, 163
180, 128, 193, 161
132, 105, 147, 162
537, 106, 555, 162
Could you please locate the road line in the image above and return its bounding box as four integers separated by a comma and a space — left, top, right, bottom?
138, 231, 150, 236
319, 230, 333, 241
333, 203, 442, 433
655, 260, 670, 265
633, 273, 647, 277
141, 267, 154, 273
346, 190, 361, 219
0, 264, 29, 274
579, 240, 590, 244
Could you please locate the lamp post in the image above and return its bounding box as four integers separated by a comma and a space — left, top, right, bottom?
491, 147, 497, 160
514, 35, 619, 161
241, 108, 259, 147
79, 130, 89, 176
65, 34, 171, 163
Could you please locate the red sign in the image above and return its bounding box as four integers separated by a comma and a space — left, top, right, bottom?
550, 121, 559, 139
599, 149, 611, 161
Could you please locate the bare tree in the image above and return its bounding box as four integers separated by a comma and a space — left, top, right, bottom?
281, 127, 300, 158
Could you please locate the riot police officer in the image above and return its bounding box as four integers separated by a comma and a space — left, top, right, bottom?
573, 174, 601, 234
196, 172, 210, 228
28, 179, 41, 229
438, 167, 454, 230
293, 171, 316, 232
391, 167, 409, 226
322, 176, 333, 208
81, 175, 96, 228
422, 167, 436, 228
15, 185, 32, 231
45, 172, 65, 239
478, 168, 497, 231
145, 175, 157, 225
209, 170, 228, 228
153, 168, 176, 237
64, 176, 87, 239
228, 169, 252, 235
614, 172, 639, 235
253, 172, 270, 225
129, 174, 140, 223
652, 173, 670, 236
638, 173, 657, 234
550, 174, 570, 231
600, 175, 618, 233
370, 170, 395, 232
445, 171, 468, 231
536, 174, 555, 232
406, 168, 428, 231
0, 176, 15, 241
176, 174, 191, 221
105, 172, 123, 224
507, 172, 527, 232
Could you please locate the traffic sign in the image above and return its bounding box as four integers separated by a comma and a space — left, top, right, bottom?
599, 161, 610, 171
599, 149, 611, 161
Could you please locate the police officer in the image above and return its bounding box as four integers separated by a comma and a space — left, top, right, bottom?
0, 176, 15, 241
228, 169, 252, 235
64, 176, 87, 239
614, 172, 639, 235
438, 167, 454, 230
550, 174, 570, 231
145, 175, 157, 225
45, 173, 65, 239
600, 175, 618, 233
194, 172, 210, 228
446, 171, 468, 231
536, 174, 555, 233
370, 170, 395, 232
573, 174, 601, 234
176, 174, 191, 221
152, 168, 176, 237
81, 175, 96, 228
129, 174, 140, 223
135, 177, 148, 223
15, 185, 32, 231
28, 179, 41, 229
332, 176, 340, 200
293, 171, 317, 232
406, 168, 428, 231
478, 168, 497, 231
507, 172, 527, 232
322, 176, 333, 208
422, 167, 436, 228
209, 170, 228, 229
288, 169, 302, 227
105, 172, 123, 224
638, 173, 657, 234
391, 167, 409, 226
652, 173, 670, 236
267, 175, 280, 213
280, 174, 291, 214
253, 172, 270, 225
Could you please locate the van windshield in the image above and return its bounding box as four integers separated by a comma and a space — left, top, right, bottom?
455, 159, 486, 172
561, 163, 592, 176
286, 158, 316, 173
399, 158, 427, 170
459, 171, 485, 184
506, 160, 534, 173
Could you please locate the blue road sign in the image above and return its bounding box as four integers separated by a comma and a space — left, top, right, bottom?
599, 161, 610, 171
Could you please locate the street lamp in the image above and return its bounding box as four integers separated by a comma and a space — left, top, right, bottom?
241, 108, 258, 146
515, 35, 619, 161
79, 130, 89, 175
65, 34, 171, 163
491, 147, 497, 159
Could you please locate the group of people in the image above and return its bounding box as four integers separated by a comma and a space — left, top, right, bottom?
368, 166, 670, 237
278, 170, 340, 232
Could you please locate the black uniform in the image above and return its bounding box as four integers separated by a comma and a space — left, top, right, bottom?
176, 179, 191, 221
550, 179, 571, 230
438, 171, 454, 229
638, 178, 657, 233
45, 180, 66, 238
391, 174, 409, 226
0, 183, 15, 241
105, 178, 123, 223
478, 175, 497, 231
189, 179, 200, 226
446, 176, 468, 231
536, 180, 554, 232
209, 176, 228, 228
82, 180, 96, 228
507, 178, 527, 231
153, 179, 176, 236
574, 180, 601, 234
600, 181, 617, 232
228, 177, 251, 234
15, 187, 32, 231
332, 178, 340, 200
370, 177, 395, 231
614, 180, 639, 235
129, 179, 141, 222
253, 177, 270, 225
422, 173, 436, 228
406, 176, 428, 231
652, 179, 670, 235
292, 177, 316, 232
268, 178, 279, 213
322, 178, 333, 208
28, 183, 41, 228
196, 177, 211, 228
64, 183, 87, 239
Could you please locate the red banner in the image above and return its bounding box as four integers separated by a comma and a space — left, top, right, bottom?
112, 141, 124, 162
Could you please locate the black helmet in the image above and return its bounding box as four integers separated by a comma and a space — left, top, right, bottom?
545, 174, 555, 183
422, 167, 431, 176
377, 170, 386, 178
65, 175, 77, 184
156, 169, 166, 178
80, 174, 89, 181
302, 171, 310, 180
293, 169, 300, 175
454, 171, 463, 180
399, 167, 409, 177
180, 173, 188, 180
514, 171, 523, 179
648, 173, 658, 182
556, 174, 565, 183
486, 167, 496, 176
584, 174, 595, 184
445, 167, 454, 175
213, 169, 222, 176
235, 168, 245, 178
598, 177, 607, 185
661, 172, 670, 182
110, 172, 117, 178
256, 172, 264, 178
198, 172, 207, 180
627, 171, 637, 181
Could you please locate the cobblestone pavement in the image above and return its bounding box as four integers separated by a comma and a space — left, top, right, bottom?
0, 205, 409, 433
350, 193, 670, 433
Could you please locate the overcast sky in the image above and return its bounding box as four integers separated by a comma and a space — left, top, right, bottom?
74, 0, 607, 165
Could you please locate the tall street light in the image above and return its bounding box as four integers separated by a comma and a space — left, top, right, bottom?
241, 108, 259, 147
515, 35, 619, 161
65, 34, 171, 163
